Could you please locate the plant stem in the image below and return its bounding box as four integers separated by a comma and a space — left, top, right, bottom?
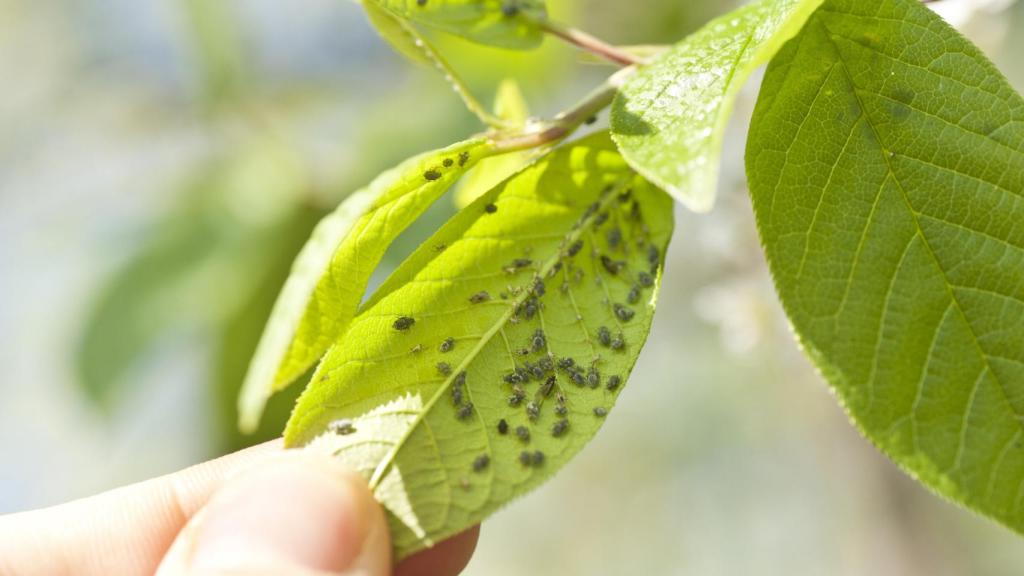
539, 20, 644, 67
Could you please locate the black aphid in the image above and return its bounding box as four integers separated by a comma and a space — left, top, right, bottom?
606, 375, 622, 391
587, 367, 601, 389
439, 337, 455, 353
424, 169, 442, 181
570, 370, 586, 386
523, 298, 538, 320
614, 303, 635, 322
540, 375, 556, 397
531, 451, 545, 466
434, 243, 447, 252
555, 403, 568, 416
473, 454, 490, 472
567, 240, 584, 257
393, 316, 415, 330
516, 425, 530, 442
597, 326, 612, 347
452, 387, 463, 406
454, 371, 467, 387
531, 329, 546, 352
532, 278, 546, 297
437, 362, 452, 376
519, 451, 532, 466
443, 158, 454, 168
501, 1, 520, 16
469, 290, 491, 304
484, 203, 498, 214
552, 419, 570, 437
328, 419, 356, 435
503, 371, 523, 385
583, 202, 599, 219
601, 255, 626, 275
416, 0, 427, 5
458, 151, 470, 166
638, 271, 654, 287
593, 211, 610, 227
611, 334, 625, 351
457, 402, 474, 420
509, 385, 526, 406
606, 227, 622, 249
593, 407, 608, 417
511, 258, 532, 269
538, 356, 554, 373
558, 357, 576, 370
526, 401, 540, 421
584, 115, 598, 125
498, 419, 509, 435
627, 285, 641, 304
529, 363, 545, 380
647, 245, 660, 266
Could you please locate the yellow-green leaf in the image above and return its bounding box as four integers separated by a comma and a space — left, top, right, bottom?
368, 0, 547, 50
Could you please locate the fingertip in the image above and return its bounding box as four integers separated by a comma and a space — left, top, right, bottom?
394, 525, 480, 576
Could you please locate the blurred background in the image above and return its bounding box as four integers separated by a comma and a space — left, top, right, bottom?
2, 0, 1024, 573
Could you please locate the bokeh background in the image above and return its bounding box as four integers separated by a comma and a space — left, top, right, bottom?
2, 0, 1024, 573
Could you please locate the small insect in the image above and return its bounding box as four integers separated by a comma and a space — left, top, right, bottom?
423, 169, 442, 181
454, 371, 467, 387
510, 258, 532, 269
529, 363, 545, 380
555, 403, 568, 416
638, 271, 654, 287
587, 368, 601, 389
503, 371, 522, 385
584, 115, 598, 125
501, 1, 520, 16
516, 425, 530, 442
531, 451, 545, 466
540, 375, 556, 397
614, 303, 635, 322
618, 189, 633, 203
434, 243, 447, 253
526, 401, 540, 421
558, 357, 576, 370
593, 211, 609, 228
437, 362, 452, 376
610, 334, 625, 351
443, 158, 454, 168
457, 402, 474, 420
473, 454, 490, 472
410, 344, 423, 354
570, 370, 586, 386
552, 419, 569, 437
458, 151, 470, 166
647, 245, 660, 266
627, 285, 641, 304
393, 316, 415, 330
567, 240, 584, 258
518, 451, 533, 466
328, 419, 356, 435
484, 203, 498, 214
606, 375, 622, 391
538, 356, 554, 373
593, 407, 608, 417
601, 255, 626, 275
416, 0, 427, 5
532, 278, 546, 297
439, 337, 455, 353
518, 348, 531, 357
523, 298, 538, 320
498, 419, 509, 435
606, 227, 622, 249
531, 329, 546, 352
469, 290, 491, 304
547, 262, 563, 278
452, 386, 463, 406
509, 385, 526, 406
597, 326, 612, 347
583, 202, 600, 218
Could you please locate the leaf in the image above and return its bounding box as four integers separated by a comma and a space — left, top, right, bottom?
455, 79, 537, 208
611, 0, 823, 212
367, 0, 547, 50
362, 0, 433, 66
239, 138, 495, 432
284, 132, 674, 558
746, 0, 1024, 532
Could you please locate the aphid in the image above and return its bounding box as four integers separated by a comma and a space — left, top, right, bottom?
529, 363, 545, 380
570, 370, 586, 386
627, 285, 641, 304
498, 419, 509, 435
531, 451, 545, 466
457, 402, 474, 420
523, 298, 538, 320
484, 203, 498, 214
593, 211, 610, 228
532, 278, 546, 297
500, 291, 509, 300
547, 262, 563, 279
437, 362, 452, 376
587, 367, 601, 388
511, 258, 533, 269
583, 202, 600, 219
519, 451, 533, 466
393, 316, 415, 330
606, 375, 622, 391
638, 271, 654, 287
416, 0, 427, 5
516, 425, 530, 442
601, 255, 626, 275
410, 344, 423, 354
593, 407, 608, 417
584, 115, 598, 125
538, 356, 554, 373
458, 151, 470, 166
606, 227, 622, 249
509, 385, 526, 406
567, 240, 584, 258
555, 403, 568, 416
423, 169, 442, 181
518, 348, 530, 357
328, 419, 356, 435
540, 375, 556, 397
558, 357, 576, 370
614, 303, 635, 322
434, 243, 446, 253
469, 290, 491, 304
439, 337, 455, 353
647, 245, 660, 266
501, 1, 520, 16
503, 371, 523, 385
454, 371, 467, 387
443, 158, 454, 168
610, 334, 625, 351
618, 189, 633, 203
630, 201, 642, 221
552, 419, 569, 437
452, 386, 464, 406
473, 454, 490, 472
526, 401, 540, 421
597, 326, 612, 347
531, 329, 546, 352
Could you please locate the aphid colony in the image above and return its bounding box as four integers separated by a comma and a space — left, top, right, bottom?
371, 182, 661, 486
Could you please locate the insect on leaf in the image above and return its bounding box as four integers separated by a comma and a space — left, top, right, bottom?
611, 0, 823, 212
367, 0, 547, 50
747, 0, 1024, 533
239, 139, 495, 432
285, 132, 674, 558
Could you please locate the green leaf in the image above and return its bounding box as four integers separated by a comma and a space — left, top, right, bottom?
611, 0, 823, 212
362, 0, 433, 66
455, 79, 537, 207
368, 0, 547, 50
747, 0, 1024, 532
284, 132, 674, 558
239, 138, 495, 432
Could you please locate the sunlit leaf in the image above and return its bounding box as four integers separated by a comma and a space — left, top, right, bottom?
368, 0, 547, 50
239, 138, 496, 432
363, 1, 433, 66
285, 132, 674, 558
747, 0, 1024, 532
611, 0, 823, 212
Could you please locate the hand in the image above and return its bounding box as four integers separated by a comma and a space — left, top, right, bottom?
0, 441, 479, 575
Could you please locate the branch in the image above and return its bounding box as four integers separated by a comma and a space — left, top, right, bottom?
539, 21, 645, 67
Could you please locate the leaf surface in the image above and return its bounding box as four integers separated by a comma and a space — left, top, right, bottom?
363, 1, 433, 66
367, 0, 547, 50
239, 139, 494, 432
285, 133, 674, 558
611, 0, 823, 212
747, 0, 1024, 532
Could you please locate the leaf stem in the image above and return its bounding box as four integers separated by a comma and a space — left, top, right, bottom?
539, 20, 644, 67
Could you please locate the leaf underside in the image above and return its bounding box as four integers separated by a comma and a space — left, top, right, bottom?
611, 0, 823, 213
363, 1, 434, 67
747, 0, 1024, 532
368, 0, 547, 50
285, 132, 674, 558
238, 139, 494, 432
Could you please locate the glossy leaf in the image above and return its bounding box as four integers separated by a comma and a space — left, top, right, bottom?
285, 133, 674, 558
239, 139, 495, 432
368, 0, 547, 50
611, 0, 823, 212
747, 0, 1024, 532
